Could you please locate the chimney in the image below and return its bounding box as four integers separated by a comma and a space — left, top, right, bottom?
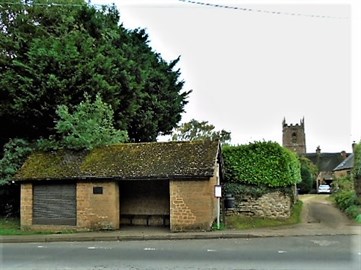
352, 141, 356, 153
316, 146, 321, 154
341, 150, 347, 159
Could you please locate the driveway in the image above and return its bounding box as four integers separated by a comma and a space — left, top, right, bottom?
300, 194, 354, 228
291, 194, 359, 235
236, 194, 360, 237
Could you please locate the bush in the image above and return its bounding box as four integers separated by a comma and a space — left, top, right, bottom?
334, 190, 357, 211
223, 141, 301, 187
345, 205, 361, 218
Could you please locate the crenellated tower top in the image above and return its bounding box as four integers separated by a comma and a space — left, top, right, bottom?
282, 118, 306, 154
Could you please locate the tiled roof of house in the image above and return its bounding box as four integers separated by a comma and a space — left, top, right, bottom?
333, 153, 354, 171
305, 153, 346, 172
14, 140, 220, 181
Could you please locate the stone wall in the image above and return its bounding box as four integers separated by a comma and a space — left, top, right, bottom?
226, 191, 291, 219
170, 173, 218, 232
77, 181, 119, 230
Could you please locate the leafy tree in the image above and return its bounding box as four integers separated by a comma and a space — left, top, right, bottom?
37, 94, 129, 151
353, 141, 361, 200
171, 119, 231, 144
297, 156, 318, 194
0, 138, 32, 185
0, 0, 190, 150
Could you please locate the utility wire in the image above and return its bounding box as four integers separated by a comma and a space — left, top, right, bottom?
0, 1, 349, 20
177, 0, 348, 20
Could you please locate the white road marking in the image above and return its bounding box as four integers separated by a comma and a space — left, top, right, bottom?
278, 250, 287, 254
87, 246, 112, 250
144, 247, 156, 251
207, 249, 216, 252
37, 246, 46, 248
311, 240, 338, 247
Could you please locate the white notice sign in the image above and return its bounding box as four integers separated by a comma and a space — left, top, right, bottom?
214, 185, 222, 198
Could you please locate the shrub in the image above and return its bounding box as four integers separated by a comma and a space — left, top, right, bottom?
222, 141, 301, 188
345, 205, 361, 218
334, 190, 357, 211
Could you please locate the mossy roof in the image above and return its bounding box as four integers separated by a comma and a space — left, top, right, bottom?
14, 140, 220, 181
305, 153, 346, 172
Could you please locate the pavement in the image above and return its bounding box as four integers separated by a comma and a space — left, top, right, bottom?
1, 223, 360, 244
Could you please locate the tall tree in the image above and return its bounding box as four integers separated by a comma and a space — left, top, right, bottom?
297, 156, 318, 194
353, 141, 361, 201
171, 119, 231, 144
0, 0, 190, 149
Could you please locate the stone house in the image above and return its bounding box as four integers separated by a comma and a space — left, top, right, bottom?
333, 153, 354, 179
305, 147, 350, 188
14, 140, 222, 232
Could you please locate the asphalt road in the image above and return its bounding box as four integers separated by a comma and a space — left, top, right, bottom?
1, 235, 360, 270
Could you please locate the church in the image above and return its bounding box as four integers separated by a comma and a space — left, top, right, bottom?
282, 118, 353, 188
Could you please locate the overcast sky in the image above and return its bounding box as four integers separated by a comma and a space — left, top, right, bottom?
94, 0, 360, 153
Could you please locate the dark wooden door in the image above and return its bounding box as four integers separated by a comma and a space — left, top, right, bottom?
33, 184, 76, 226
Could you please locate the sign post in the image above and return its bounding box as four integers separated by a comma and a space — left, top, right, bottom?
214, 185, 222, 230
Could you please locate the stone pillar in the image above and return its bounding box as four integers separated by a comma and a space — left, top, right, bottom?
20, 183, 33, 228
169, 177, 217, 232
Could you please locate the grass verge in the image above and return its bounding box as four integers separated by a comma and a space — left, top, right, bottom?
225, 200, 303, 230
0, 218, 76, 235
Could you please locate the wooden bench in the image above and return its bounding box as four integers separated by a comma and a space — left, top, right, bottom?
122, 214, 170, 227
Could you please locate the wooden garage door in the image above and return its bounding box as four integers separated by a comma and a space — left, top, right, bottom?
33, 184, 76, 226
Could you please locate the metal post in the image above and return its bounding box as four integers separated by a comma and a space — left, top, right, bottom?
217, 197, 220, 229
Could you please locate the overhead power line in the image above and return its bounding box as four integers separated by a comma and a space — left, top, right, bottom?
177, 0, 348, 20
0, 1, 349, 20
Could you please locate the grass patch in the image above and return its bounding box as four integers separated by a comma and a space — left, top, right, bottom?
226, 200, 303, 230
0, 218, 76, 235
211, 222, 226, 231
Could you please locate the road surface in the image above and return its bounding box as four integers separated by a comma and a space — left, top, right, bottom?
299, 194, 356, 228
1, 235, 360, 270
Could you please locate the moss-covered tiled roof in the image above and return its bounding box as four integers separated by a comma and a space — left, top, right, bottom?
15, 140, 220, 181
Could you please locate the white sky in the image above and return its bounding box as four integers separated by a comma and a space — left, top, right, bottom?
93, 0, 360, 153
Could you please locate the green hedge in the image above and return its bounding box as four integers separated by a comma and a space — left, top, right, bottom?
222, 141, 301, 188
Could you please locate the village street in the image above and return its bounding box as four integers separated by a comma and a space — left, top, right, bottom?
1, 195, 360, 270
1, 235, 360, 270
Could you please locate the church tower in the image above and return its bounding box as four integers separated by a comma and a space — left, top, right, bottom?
282, 118, 306, 154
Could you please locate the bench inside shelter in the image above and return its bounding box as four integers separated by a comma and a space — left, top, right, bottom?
122, 214, 170, 227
